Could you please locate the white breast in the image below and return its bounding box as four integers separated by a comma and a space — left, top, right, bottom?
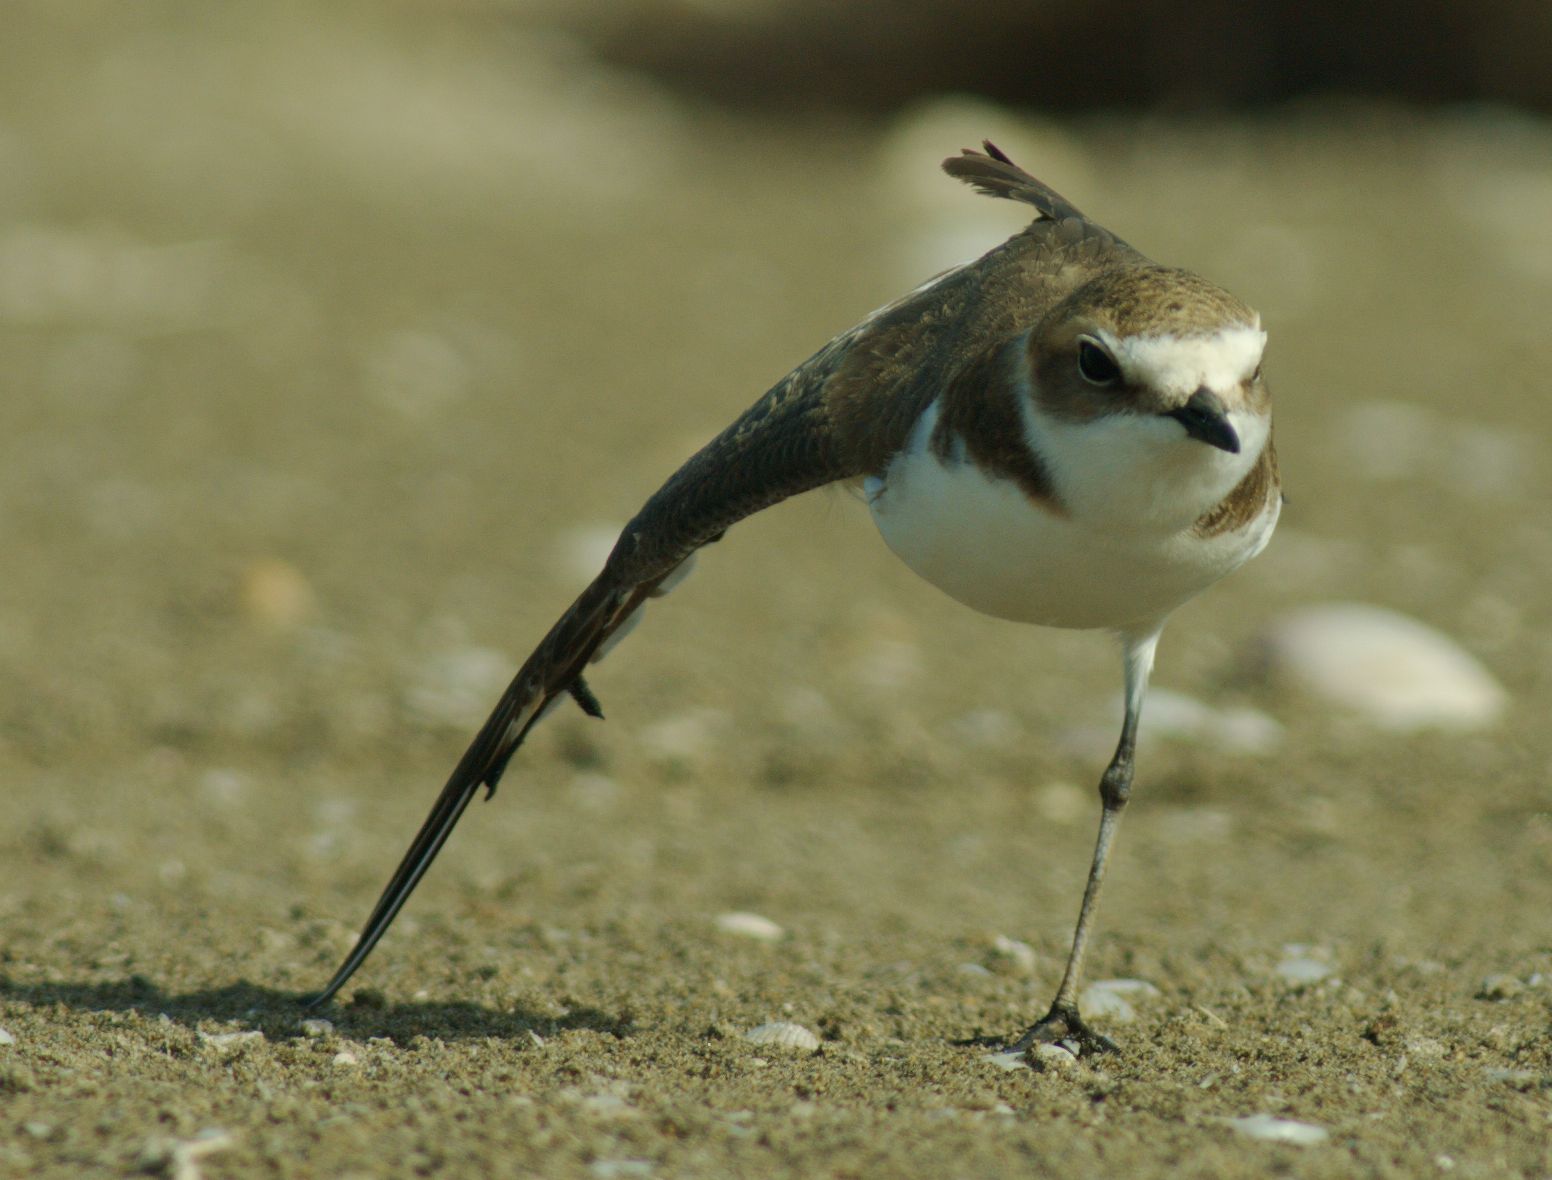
866, 401, 1276, 631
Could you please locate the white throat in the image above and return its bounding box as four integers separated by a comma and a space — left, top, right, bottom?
1024, 398, 1269, 536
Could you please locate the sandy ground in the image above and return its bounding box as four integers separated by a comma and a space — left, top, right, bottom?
2, 7, 1551, 1178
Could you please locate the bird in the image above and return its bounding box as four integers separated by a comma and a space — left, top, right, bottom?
308, 141, 1281, 1056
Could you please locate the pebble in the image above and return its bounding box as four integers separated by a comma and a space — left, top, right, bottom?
1275, 947, 1335, 987
1336, 400, 1535, 499
1479, 974, 1524, 1000
575, 1092, 635, 1120
568, 771, 623, 812
1226, 1114, 1330, 1146
1080, 978, 1162, 1024
776, 686, 848, 747
986, 935, 1037, 975
197, 1030, 264, 1053
403, 645, 512, 727
1137, 688, 1285, 755
983, 1050, 1030, 1073
743, 1022, 820, 1053
1260, 604, 1507, 731
235, 557, 315, 628
639, 707, 729, 765
331, 1050, 360, 1066
361, 328, 467, 420
1078, 988, 1135, 1024
299, 1018, 334, 1038
0, 1027, 13, 1045
715, 911, 785, 942
138, 1128, 236, 1180
1031, 1042, 1080, 1072
946, 708, 1020, 751
849, 636, 925, 691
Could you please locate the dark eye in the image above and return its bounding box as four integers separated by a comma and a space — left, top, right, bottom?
1077, 338, 1121, 386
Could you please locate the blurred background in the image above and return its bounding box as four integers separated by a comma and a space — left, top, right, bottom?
2, 2, 1550, 1173
1, 0, 1547, 772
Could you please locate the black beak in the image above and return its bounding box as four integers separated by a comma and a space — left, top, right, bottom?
1166, 388, 1240, 453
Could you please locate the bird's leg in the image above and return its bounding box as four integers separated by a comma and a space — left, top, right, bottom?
1008, 628, 1161, 1057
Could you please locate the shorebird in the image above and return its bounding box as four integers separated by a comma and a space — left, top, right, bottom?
310, 142, 1280, 1055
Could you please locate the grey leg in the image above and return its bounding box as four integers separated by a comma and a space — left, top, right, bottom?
1008, 626, 1162, 1056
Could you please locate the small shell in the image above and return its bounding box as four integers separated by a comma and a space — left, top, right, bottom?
1275, 945, 1334, 987
986, 934, 1037, 975
1261, 603, 1506, 731
1080, 981, 1148, 1024
982, 1050, 1030, 1073
1031, 1042, 1079, 1072
197, 1030, 264, 1053
715, 912, 785, 942
743, 1022, 820, 1053
1225, 1114, 1329, 1146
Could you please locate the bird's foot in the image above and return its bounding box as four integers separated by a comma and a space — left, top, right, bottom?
1005, 1002, 1117, 1058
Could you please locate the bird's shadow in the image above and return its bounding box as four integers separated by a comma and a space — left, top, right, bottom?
0, 974, 631, 1046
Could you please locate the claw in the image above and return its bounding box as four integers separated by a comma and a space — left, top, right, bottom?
1005, 1003, 1118, 1058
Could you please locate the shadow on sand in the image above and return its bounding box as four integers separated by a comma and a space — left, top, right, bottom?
0, 974, 632, 1045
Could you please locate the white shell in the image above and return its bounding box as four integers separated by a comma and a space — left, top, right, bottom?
743, 1022, 820, 1053
1225, 1114, 1329, 1146
987, 935, 1037, 975
1275, 946, 1335, 987
1261, 603, 1506, 731
983, 1050, 1030, 1072
714, 912, 785, 942
1080, 978, 1161, 1024
1031, 1042, 1080, 1071
1130, 688, 1284, 756
197, 1030, 264, 1054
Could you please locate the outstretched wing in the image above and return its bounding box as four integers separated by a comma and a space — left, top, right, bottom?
309, 142, 1140, 1006
309, 313, 893, 1006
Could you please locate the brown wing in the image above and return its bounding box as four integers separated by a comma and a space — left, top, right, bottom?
309, 144, 1144, 1006
308, 315, 897, 1005
942, 141, 1089, 222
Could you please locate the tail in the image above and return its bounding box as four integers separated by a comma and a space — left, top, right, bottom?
307, 569, 666, 1007
941, 140, 1086, 223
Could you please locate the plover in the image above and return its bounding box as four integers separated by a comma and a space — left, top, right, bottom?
311, 142, 1280, 1055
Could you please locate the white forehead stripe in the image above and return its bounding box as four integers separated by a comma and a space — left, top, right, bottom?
1101, 324, 1266, 396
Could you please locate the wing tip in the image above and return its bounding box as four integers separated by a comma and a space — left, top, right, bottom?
940, 139, 1083, 222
